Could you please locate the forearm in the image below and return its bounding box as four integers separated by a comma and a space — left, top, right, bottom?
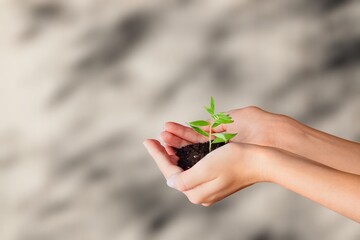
275, 115, 360, 175
263, 148, 360, 223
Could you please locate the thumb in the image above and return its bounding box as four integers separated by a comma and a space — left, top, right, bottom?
166, 172, 188, 191
166, 162, 209, 192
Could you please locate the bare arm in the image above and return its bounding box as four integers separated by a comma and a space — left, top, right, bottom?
265, 147, 360, 223
275, 116, 360, 175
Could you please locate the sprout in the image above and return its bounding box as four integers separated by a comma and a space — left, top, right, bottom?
187, 97, 237, 151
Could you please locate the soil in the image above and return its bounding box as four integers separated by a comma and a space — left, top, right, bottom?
175, 141, 226, 170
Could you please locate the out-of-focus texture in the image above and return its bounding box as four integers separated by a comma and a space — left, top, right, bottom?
0, 0, 359, 239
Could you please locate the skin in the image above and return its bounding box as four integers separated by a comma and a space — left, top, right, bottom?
143, 106, 360, 223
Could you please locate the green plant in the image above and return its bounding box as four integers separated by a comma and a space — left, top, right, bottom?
187, 97, 237, 151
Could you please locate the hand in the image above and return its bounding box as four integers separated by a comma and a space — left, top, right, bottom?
144, 139, 266, 206
145, 106, 360, 221
160, 106, 285, 150
160, 106, 360, 175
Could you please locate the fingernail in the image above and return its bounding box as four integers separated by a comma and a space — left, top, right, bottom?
166, 177, 175, 188
167, 173, 180, 189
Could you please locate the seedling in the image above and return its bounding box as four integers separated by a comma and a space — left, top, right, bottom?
187, 97, 237, 151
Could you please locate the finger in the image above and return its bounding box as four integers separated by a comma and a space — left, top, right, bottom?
166, 145, 179, 165
143, 139, 183, 179
169, 155, 179, 165
163, 144, 179, 164
164, 122, 208, 143
202, 203, 212, 207
183, 178, 221, 205
201, 124, 226, 133
167, 159, 216, 192
165, 144, 176, 155
198, 181, 254, 206
160, 131, 191, 148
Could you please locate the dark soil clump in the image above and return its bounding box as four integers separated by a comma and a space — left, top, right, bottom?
175, 141, 226, 170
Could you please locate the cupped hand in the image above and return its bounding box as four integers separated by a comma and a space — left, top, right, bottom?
144, 139, 266, 206
160, 106, 284, 150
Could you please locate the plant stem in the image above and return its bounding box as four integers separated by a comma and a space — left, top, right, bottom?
209, 123, 212, 152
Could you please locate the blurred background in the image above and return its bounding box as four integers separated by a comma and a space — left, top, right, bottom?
0, 0, 360, 239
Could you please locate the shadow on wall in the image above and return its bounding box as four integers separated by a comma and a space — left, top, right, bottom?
0, 0, 359, 240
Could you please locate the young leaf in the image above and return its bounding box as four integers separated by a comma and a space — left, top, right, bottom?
213, 133, 227, 142
210, 96, 215, 113
190, 126, 209, 137
212, 137, 225, 144
212, 122, 221, 128
204, 96, 216, 115
216, 112, 232, 120
222, 133, 237, 141
188, 120, 209, 127
204, 106, 214, 115
213, 113, 233, 124
216, 119, 234, 124
217, 112, 231, 118
213, 133, 237, 142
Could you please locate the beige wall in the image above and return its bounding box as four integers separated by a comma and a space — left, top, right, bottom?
0, 0, 359, 239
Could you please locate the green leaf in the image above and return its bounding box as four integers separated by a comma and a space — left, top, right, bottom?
210, 96, 215, 113
188, 120, 209, 127
213, 113, 234, 124
212, 137, 225, 144
213, 133, 227, 142
216, 119, 234, 124
222, 133, 237, 141
217, 112, 230, 117
204, 106, 214, 115
190, 126, 209, 137
213, 133, 237, 142
217, 112, 232, 119
204, 97, 216, 115
212, 122, 221, 128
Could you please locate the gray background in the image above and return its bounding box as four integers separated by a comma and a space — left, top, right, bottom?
0, 0, 359, 239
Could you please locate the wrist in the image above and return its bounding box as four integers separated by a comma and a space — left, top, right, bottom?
254, 146, 295, 185
240, 144, 276, 183
271, 114, 307, 150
